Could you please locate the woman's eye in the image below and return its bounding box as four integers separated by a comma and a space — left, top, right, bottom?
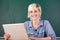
28, 10, 38, 14
34, 10, 37, 13
29, 11, 33, 13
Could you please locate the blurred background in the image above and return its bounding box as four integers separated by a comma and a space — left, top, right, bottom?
0, 0, 60, 37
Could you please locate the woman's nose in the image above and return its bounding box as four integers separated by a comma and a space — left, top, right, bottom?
32, 12, 34, 14
32, 11, 35, 14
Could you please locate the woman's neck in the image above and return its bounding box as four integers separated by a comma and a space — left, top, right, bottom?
32, 19, 40, 29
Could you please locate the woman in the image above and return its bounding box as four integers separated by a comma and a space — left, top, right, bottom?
4, 3, 56, 40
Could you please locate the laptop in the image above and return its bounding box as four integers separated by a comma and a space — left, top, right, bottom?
2, 23, 29, 40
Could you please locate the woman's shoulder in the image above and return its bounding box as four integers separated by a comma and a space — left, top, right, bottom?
41, 20, 50, 22
24, 20, 31, 26
24, 20, 30, 24
41, 20, 50, 24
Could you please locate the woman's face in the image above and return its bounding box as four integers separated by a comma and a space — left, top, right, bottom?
28, 7, 41, 21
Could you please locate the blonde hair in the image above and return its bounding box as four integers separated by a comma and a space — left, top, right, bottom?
28, 3, 42, 18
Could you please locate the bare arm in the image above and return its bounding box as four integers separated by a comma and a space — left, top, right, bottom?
29, 36, 52, 40
37, 36, 51, 40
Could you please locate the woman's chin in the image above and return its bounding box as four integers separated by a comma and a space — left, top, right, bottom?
32, 18, 39, 21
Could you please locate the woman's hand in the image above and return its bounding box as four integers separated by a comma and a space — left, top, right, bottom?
29, 36, 37, 40
4, 34, 10, 40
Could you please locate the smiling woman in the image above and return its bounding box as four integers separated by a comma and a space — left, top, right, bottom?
4, 3, 56, 40
28, 3, 42, 29
24, 3, 56, 40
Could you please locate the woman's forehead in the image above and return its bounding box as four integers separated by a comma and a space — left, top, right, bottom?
28, 7, 39, 11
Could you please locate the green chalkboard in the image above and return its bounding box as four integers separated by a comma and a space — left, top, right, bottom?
0, 0, 60, 37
